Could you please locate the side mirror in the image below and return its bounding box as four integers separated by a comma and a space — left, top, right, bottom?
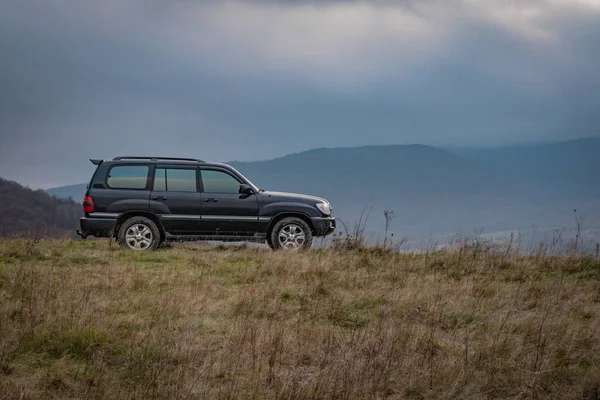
239, 184, 253, 195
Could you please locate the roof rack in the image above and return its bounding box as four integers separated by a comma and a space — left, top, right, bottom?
113, 157, 205, 163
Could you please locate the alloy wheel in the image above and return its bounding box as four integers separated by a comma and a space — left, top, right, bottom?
125, 224, 153, 250
278, 223, 306, 249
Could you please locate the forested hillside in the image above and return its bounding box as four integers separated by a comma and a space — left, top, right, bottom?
0, 178, 81, 237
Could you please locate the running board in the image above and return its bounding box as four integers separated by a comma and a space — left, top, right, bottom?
164, 233, 267, 243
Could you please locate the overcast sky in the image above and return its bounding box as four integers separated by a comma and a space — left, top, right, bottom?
1, 0, 599, 188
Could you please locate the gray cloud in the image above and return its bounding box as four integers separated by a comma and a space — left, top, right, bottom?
0, 0, 599, 187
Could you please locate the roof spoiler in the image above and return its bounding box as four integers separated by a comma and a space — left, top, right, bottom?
90, 159, 103, 166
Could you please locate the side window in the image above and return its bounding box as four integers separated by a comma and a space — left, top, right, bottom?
201, 170, 241, 194
107, 165, 149, 189
154, 168, 197, 192
154, 168, 166, 191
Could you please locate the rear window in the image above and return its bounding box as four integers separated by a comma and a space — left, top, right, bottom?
107, 165, 149, 189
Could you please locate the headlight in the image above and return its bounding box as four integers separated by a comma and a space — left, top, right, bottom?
316, 202, 332, 215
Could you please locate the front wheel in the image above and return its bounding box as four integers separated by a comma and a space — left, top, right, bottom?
269, 217, 313, 250
118, 217, 161, 251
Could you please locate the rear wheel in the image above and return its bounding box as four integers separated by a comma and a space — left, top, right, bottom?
118, 217, 160, 251
270, 217, 313, 250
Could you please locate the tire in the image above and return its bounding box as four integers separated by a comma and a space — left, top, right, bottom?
266, 235, 275, 249
118, 217, 161, 251
269, 217, 313, 250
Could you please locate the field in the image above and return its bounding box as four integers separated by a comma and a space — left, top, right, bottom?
0, 240, 599, 399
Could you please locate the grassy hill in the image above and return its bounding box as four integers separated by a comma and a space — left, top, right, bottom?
1, 240, 599, 398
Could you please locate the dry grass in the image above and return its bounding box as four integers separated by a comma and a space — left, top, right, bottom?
0, 239, 599, 399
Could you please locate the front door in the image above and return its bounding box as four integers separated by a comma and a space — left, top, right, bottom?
199, 168, 259, 235
149, 165, 202, 234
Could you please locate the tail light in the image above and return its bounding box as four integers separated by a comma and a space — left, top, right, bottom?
83, 196, 94, 213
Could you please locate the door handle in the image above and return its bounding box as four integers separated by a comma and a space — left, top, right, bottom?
152, 196, 167, 201
204, 198, 219, 203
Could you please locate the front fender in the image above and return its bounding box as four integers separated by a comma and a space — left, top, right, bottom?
260, 202, 321, 218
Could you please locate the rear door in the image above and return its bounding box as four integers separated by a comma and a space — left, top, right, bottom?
149, 165, 202, 234
90, 163, 152, 215
198, 168, 259, 235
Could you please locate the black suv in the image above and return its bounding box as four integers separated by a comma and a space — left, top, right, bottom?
78, 157, 335, 250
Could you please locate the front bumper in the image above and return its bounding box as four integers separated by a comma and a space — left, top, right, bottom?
311, 216, 336, 236
78, 217, 117, 239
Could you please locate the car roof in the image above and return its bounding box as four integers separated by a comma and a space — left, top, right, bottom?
113, 156, 206, 163
93, 157, 231, 168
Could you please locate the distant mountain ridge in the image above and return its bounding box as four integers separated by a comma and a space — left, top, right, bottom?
45, 137, 600, 242
229, 144, 509, 203
47, 183, 89, 201
47, 143, 505, 202
451, 136, 600, 200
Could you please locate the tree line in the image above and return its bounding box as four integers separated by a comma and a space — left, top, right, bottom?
0, 177, 82, 237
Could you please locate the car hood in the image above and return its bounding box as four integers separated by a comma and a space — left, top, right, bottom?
260, 190, 328, 204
